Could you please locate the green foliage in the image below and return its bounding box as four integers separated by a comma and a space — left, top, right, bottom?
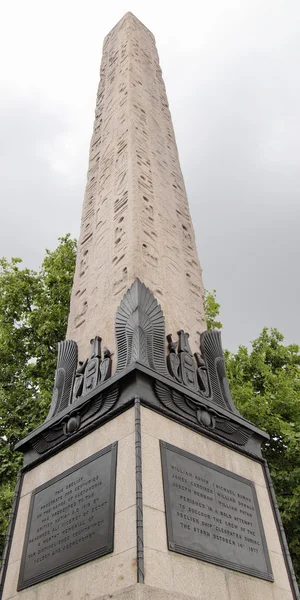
0, 234, 76, 556
225, 329, 300, 582
204, 289, 222, 330
204, 293, 300, 581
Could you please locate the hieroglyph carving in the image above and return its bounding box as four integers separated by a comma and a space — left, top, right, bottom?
66, 13, 206, 363
166, 329, 238, 414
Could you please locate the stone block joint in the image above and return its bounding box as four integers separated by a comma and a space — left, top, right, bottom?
135, 399, 144, 583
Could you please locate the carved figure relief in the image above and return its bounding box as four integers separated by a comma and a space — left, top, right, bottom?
177, 330, 198, 392
166, 334, 181, 382
115, 278, 168, 374
72, 359, 88, 400
100, 347, 113, 381
194, 352, 210, 397
82, 336, 102, 395
47, 340, 78, 420
166, 329, 238, 415
46, 334, 113, 424
200, 330, 237, 414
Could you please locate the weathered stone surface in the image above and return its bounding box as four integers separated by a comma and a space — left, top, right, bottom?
66, 12, 206, 362
2, 407, 296, 600
1, 409, 136, 600
2, 549, 137, 600
140, 406, 294, 598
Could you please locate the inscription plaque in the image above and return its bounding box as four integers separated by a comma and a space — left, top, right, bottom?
160, 441, 273, 581
18, 443, 117, 590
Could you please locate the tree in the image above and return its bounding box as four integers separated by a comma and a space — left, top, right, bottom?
0, 234, 76, 556
204, 290, 300, 582
204, 289, 222, 330
225, 329, 300, 582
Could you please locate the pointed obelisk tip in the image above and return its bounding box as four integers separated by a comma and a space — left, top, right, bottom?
108, 11, 154, 38
123, 11, 135, 19
120, 11, 142, 22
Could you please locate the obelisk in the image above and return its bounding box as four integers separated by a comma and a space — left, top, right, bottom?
1, 12, 298, 600
66, 12, 206, 362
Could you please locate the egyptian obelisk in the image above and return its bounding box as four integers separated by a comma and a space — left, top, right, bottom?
66, 12, 206, 362
1, 12, 298, 600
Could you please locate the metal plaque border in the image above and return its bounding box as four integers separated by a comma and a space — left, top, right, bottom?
160, 440, 274, 582
17, 442, 118, 590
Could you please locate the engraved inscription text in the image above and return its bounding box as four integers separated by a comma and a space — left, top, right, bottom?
160, 441, 273, 581
18, 444, 117, 590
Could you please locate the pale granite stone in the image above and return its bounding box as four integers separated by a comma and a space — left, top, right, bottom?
269, 551, 292, 591
21, 408, 134, 498
143, 506, 168, 553
66, 12, 206, 363
224, 570, 275, 600
141, 407, 267, 487
171, 552, 230, 600
141, 432, 165, 512
228, 448, 266, 487
141, 407, 233, 474
2, 411, 136, 600
114, 505, 136, 555
170, 552, 200, 597
2, 549, 137, 600
73, 406, 135, 459
8, 493, 31, 564
272, 587, 294, 600
3, 583, 240, 600
5, 584, 297, 600
254, 483, 283, 555
139, 584, 225, 600
144, 548, 174, 590
193, 561, 230, 600
1, 559, 20, 600
140, 408, 294, 598
115, 432, 136, 513
21, 446, 75, 498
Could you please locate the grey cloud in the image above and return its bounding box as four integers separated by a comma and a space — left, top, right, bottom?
0, 91, 83, 266
173, 33, 300, 349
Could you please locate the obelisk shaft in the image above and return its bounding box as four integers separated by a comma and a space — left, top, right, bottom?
67, 12, 206, 361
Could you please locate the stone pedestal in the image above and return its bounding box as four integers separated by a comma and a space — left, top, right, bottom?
1, 347, 298, 599
1, 409, 137, 600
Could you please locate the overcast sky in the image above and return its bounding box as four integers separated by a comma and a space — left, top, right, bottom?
0, 0, 299, 351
